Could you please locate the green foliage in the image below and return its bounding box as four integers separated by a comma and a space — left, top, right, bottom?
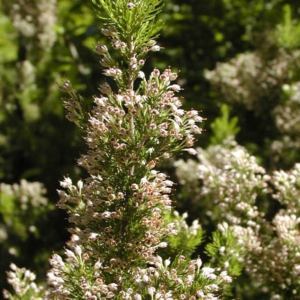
205, 229, 243, 278
0, 179, 54, 280
210, 104, 240, 145
275, 4, 300, 49
0, 12, 17, 63
92, 0, 164, 49
160, 210, 204, 259
0, 180, 53, 242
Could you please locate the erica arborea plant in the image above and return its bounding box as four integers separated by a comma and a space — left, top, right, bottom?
4, 0, 233, 299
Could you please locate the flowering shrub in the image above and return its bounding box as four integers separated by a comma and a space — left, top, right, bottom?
0, 180, 53, 254
3, 0, 236, 299
175, 137, 300, 299
4, 0, 300, 299
204, 38, 300, 168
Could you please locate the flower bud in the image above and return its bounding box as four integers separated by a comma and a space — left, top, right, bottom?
99, 82, 112, 95
138, 71, 145, 79
169, 72, 178, 81
100, 57, 111, 68
127, 2, 134, 9
196, 257, 202, 269
149, 45, 161, 52
168, 84, 181, 92
94, 43, 108, 55
101, 27, 117, 37
183, 148, 198, 155
59, 80, 73, 92
139, 59, 145, 65
131, 183, 139, 190
112, 39, 121, 49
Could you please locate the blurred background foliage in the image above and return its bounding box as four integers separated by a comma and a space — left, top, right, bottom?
1, 0, 300, 298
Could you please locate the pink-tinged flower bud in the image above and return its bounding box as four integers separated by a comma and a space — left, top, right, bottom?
59, 80, 73, 92
160, 129, 168, 137
119, 291, 126, 297
168, 84, 181, 92
112, 39, 121, 49
107, 291, 115, 298
160, 73, 168, 82
125, 101, 134, 110
131, 183, 139, 190
127, 89, 135, 96
109, 194, 116, 200
139, 59, 145, 65
147, 160, 156, 169
127, 2, 134, 9
99, 82, 112, 95
151, 109, 159, 115
130, 56, 137, 64
108, 283, 118, 291
197, 290, 204, 298
150, 123, 157, 130
103, 68, 123, 77
152, 87, 159, 94
103, 68, 116, 76
169, 72, 178, 81
126, 243, 133, 249
149, 45, 161, 52
152, 68, 160, 77
186, 110, 198, 117
94, 43, 108, 55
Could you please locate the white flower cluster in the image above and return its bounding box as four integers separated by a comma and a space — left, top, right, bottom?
3, 263, 48, 299
272, 163, 300, 213
176, 138, 269, 228
204, 51, 290, 111
4, 0, 57, 49
0, 180, 51, 258
204, 47, 300, 166
175, 138, 300, 298
0, 179, 48, 211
